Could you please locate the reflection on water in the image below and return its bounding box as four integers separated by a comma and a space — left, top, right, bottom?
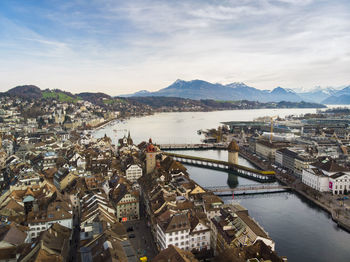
224, 192, 350, 262
227, 173, 239, 188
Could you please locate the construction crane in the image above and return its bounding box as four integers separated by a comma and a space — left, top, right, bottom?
270, 116, 278, 143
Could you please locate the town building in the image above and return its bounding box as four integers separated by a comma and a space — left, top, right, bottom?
302, 157, 350, 194
156, 213, 191, 251
255, 140, 289, 161
26, 200, 73, 242
111, 184, 140, 222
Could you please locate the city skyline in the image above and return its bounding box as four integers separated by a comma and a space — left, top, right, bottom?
1, 0, 350, 95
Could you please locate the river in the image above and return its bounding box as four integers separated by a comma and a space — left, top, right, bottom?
93, 108, 350, 262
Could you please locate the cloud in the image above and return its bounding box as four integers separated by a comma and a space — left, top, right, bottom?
0, 0, 349, 94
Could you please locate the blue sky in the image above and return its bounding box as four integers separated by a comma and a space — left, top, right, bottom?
0, 0, 349, 95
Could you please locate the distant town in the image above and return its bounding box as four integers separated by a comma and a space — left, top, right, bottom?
0, 86, 350, 262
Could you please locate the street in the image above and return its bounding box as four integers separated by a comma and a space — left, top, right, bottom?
124, 218, 158, 260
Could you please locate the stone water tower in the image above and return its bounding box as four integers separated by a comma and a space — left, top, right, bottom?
228, 140, 239, 165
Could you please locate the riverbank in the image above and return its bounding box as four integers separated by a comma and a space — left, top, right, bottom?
87, 117, 118, 130
238, 148, 350, 233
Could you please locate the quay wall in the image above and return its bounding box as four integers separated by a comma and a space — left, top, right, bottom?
239, 149, 350, 233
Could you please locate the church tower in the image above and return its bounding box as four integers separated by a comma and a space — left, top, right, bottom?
228, 140, 239, 165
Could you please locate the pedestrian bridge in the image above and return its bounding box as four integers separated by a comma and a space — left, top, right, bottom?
164, 152, 276, 183
159, 143, 228, 150
205, 184, 291, 196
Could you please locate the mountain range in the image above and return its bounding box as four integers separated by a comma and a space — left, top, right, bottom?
122, 79, 350, 104
2, 80, 350, 104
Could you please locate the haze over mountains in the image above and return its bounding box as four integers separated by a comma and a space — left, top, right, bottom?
2, 79, 350, 104
122, 79, 350, 104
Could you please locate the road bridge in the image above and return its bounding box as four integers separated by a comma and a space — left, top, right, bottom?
164, 152, 276, 183
205, 184, 291, 196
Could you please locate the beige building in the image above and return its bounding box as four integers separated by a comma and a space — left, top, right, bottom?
112, 184, 140, 222
53, 169, 79, 191
255, 140, 289, 161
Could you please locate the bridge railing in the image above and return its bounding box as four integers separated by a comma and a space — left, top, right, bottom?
205, 184, 290, 192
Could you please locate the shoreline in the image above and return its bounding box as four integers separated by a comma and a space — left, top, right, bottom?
289, 183, 350, 233
238, 149, 350, 234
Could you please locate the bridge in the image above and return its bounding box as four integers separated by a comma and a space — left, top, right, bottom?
205, 184, 291, 196
164, 152, 275, 183
158, 143, 228, 150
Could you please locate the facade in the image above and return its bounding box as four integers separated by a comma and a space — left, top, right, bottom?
329, 172, 350, 195
294, 155, 312, 178
156, 213, 191, 251
275, 150, 283, 167
125, 164, 143, 183
189, 219, 211, 252
302, 168, 329, 192
42, 152, 58, 169
146, 139, 157, 174
255, 140, 288, 161
26, 201, 73, 242
115, 191, 140, 222
302, 158, 350, 194
54, 169, 78, 191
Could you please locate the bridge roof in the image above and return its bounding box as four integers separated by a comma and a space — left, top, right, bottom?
221, 121, 267, 127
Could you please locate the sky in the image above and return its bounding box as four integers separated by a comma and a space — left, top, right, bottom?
0, 0, 349, 95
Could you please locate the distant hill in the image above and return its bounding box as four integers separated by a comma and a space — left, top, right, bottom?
1, 85, 113, 104
122, 79, 304, 103
6, 85, 42, 99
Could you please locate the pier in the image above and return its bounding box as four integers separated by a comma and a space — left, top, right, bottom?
205, 184, 291, 196
164, 152, 275, 183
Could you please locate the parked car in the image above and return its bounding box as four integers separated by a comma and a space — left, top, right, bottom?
129, 234, 136, 238
127, 226, 134, 232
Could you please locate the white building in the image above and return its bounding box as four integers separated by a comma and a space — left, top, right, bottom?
301, 158, 350, 194
330, 172, 350, 195
125, 164, 143, 183
156, 213, 191, 251
42, 152, 58, 169
189, 218, 211, 251
26, 201, 73, 242
302, 168, 330, 192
